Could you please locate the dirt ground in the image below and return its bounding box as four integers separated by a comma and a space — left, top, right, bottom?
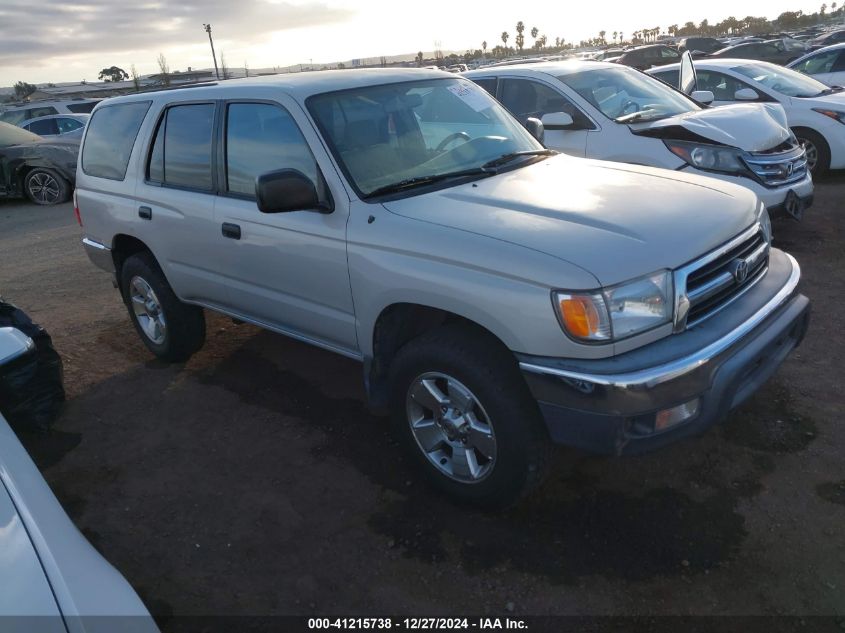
0, 176, 843, 628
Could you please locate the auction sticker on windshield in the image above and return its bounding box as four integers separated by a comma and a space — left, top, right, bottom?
447, 84, 491, 112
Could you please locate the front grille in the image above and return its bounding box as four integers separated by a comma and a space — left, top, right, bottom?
743, 142, 807, 187
680, 226, 769, 329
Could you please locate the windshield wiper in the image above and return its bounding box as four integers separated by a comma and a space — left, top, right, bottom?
815, 86, 844, 97
481, 149, 558, 169
363, 150, 557, 198
363, 167, 491, 198
615, 109, 666, 123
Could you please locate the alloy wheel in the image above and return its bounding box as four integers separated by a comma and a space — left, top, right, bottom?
129, 276, 167, 344
27, 172, 61, 204
406, 372, 497, 483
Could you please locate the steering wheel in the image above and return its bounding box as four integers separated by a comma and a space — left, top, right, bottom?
436, 131, 471, 152
620, 100, 640, 116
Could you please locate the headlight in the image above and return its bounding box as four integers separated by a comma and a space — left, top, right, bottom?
812, 108, 845, 124
554, 271, 673, 342
758, 203, 773, 243
665, 140, 746, 174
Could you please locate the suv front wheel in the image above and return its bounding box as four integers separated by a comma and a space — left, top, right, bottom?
120, 252, 206, 362
389, 324, 552, 509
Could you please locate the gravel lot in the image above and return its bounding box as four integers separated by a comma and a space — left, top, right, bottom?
1, 177, 844, 628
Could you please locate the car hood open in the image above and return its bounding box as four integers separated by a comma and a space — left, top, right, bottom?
382, 154, 758, 286
631, 103, 791, 151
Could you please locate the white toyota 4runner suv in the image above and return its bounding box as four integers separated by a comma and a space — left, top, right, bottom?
77, 69, 810, 508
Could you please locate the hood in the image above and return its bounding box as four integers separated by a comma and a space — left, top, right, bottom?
382, 155, 758, 286
631, 103, 790, 151
796, 90, 845, 109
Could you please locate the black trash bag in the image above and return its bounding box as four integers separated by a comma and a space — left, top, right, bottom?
0, 299, 65, 432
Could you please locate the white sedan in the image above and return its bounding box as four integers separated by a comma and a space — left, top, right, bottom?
787, 43, 845, 87
465, 60, 813, 216
649, 59, 845, 176
0, 327, 158, 633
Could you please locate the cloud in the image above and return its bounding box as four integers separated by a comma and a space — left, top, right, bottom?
0, 0, 354, 65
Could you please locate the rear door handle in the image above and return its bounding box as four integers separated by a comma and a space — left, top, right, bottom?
138, 206, 152, 220
222, 222, 241, 240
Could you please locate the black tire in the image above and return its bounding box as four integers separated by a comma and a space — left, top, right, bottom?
388, 324, 552, 510
24, 168, 70, 206
119, 251, 206, 362
793, 127, 831, 178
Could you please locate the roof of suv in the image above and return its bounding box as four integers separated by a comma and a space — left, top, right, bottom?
97, 68, 451, 107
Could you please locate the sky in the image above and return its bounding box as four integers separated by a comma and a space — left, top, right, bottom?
0, 0, 831, 86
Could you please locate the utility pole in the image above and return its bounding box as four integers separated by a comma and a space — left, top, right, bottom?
203, 23, 220, 80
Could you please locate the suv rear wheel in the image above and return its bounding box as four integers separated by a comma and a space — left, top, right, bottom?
119, 252, 206, 362
388, 324, 552, 509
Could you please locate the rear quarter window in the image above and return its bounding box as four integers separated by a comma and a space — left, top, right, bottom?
67, 102, 98, 114
82, 101, 151, 180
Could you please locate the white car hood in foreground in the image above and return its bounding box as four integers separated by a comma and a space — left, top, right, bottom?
383, 154, 758, 286
632, 103, 791, 151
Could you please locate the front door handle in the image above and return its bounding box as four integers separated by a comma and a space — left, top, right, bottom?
138, 206, 152, 220
222, 222, 241, 240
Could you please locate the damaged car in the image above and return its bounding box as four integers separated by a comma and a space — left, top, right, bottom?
0, 121, 79, 205
466, 56, 813, 218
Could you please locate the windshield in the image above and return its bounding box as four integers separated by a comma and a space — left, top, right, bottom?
307, 77, 542, 196
733, 63, 830, 97
558, 67, 697, 123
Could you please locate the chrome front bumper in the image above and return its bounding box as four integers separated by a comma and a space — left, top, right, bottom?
518, 250, 810, 455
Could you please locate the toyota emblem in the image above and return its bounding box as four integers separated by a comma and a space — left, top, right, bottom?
730, 258, 749, 283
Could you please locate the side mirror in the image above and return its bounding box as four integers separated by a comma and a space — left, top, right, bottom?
524, 117, 545, 144
690, 90, 715, 105
540, 112, 575, 130
734, 87, 760, 101
255, 169, 329, 214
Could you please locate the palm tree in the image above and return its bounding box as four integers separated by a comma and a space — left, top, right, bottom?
482, 40, 487, 55
613, 31, 618, 43
501, 31, 509, 55
599, 30, 606, 43
821, 2, 827, 14
619, 32, 624, 43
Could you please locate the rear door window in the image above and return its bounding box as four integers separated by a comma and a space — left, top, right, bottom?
146, 103, 215, 190
26, 106, 58, 119
82, 101, 151, 180
499, 78, 593, 128
26, 119, 59, 136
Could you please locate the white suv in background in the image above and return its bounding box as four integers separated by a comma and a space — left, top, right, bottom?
465, 60, 813, 218
0, 99, 99, 126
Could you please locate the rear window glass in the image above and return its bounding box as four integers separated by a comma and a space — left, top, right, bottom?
82, 101, 151, 180
146, 103, 215, 190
